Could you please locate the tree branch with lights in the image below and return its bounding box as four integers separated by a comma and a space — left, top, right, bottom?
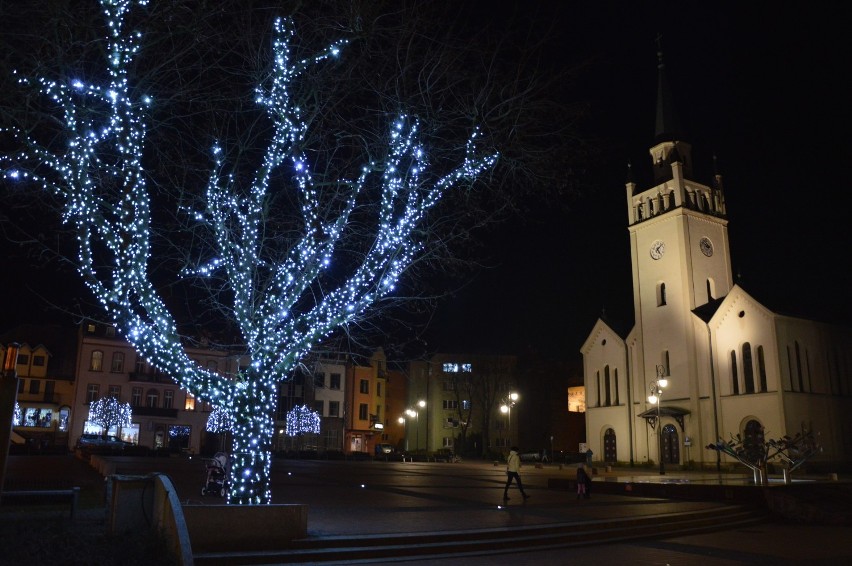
1, 0, 496, 504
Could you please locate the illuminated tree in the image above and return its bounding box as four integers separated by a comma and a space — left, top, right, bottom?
87, 396, 132, 438
285, 404, 321, 437
13, 402, 21, 426
206, 405, 234, 434
1, 0, 495, 504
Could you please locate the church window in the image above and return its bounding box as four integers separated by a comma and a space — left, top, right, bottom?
604, 365, 611, 406
786, 346, 794, 391
805, 350, 812, 393
614, 368, 620, 405
664, 351, 671, 376
757, 346, 768, 392
743, 343, 755, 394
730, 351, 739, 395
795, 341, 804, 392
596, 371, 601, 407
658, 282, 667, 306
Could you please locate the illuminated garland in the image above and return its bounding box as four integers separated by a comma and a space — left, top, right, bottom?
285, 404, 321, 437
1, 0, 496, 504
87, 396, 133, 433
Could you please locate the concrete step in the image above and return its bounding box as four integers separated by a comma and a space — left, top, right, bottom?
194, 504, 768, 564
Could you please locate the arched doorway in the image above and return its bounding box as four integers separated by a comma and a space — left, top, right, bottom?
603, 428, 617, 463
662, 424, 679, 465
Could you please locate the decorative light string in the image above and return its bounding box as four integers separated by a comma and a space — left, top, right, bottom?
1, 0, 497, 504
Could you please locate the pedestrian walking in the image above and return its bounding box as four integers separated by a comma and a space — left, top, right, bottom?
576, 463, 591, 499
503, 446, 530, 500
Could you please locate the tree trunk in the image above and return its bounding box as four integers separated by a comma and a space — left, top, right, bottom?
229, 382, 276, 505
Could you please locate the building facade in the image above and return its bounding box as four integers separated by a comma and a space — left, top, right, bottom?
581, 54, 852, 469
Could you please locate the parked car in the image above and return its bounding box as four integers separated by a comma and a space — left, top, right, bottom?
374, 443, 395, 455
76, 433, 132, 450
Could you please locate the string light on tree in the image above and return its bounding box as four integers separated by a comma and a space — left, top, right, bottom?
285, 404, 321, 437
87, 396, 133, 437
0, 0, 496, 504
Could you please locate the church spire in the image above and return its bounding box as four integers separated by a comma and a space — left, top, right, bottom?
654, 37, 681, 143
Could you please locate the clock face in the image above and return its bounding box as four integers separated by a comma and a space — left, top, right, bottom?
650, 240, 665, 260
700, 237, 714, 257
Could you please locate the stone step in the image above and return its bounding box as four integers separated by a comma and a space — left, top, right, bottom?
194, 504, 767, 564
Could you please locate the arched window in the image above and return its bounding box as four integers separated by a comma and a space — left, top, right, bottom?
757, 346, 767, 392
742, 343, 755, 393
604, 366, 611, 406
613, 369, 620, 405
795, 341, 804, 392
596, 371, 601, 407
658, 283, 667, 306
730, 351, 739, 394
664, 351, 671, 376
90, 350, 104, 372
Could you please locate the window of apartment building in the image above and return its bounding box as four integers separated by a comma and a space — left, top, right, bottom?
358, 403, 368, 420
313, 400, 324, 415
29, 379, 40, 395
359, 379, 369, 394
105, 326, 116, 337
17, 380, 24, 394
329, 373, 341, 390
16, 353, 29, 366
443, 437, 453, 448
131, 387, 142, 406
135, 356, 146, 374
108, 385, 121, 399
32, 355, 45, 367
185, 394, 196, 411
86, 323, 96, 333
164, 389, 174, 409
462, 399, 470, 410
314, 372, 325, 388
328, 401, 340, 417
146, 389, 159, 408
444, 417, 458, 428
442, 380, 455, 391
90, 350, 104, 371
86, 383, 99, 404
111, 352, 125, 373
442, 399, 458, 410
376, 382, 382, 397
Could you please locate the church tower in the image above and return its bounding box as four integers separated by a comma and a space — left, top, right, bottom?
626, 50, 734, 426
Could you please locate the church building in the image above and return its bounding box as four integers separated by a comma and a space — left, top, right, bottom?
580, 52, 852, 471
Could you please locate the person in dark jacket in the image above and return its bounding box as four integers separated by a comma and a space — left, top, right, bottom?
576, 464, 592, 499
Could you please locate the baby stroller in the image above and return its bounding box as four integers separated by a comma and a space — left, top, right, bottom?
201, 452, 229, 497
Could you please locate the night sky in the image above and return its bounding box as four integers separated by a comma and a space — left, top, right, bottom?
3, 2, 852, 369
423, 2, 852, 364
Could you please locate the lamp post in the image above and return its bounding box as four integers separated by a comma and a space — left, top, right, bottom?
397, 416, 408, 452
405, 409, 419, 452
648, 366, 668, 475
418, 399, 426, 452
500, 391, 519, 447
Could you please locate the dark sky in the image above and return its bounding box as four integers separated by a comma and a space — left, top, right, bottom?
3, 2, 852, 367
423, 2, 852, 362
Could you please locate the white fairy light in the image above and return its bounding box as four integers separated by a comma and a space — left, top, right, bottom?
0, 0, 496, 505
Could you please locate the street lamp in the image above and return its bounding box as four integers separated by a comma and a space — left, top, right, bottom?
500, 392, 519, 447
648, 366, 668, 475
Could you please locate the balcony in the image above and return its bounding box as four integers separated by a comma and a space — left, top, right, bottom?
128, 372, 175, 384
131, 406, 179, 418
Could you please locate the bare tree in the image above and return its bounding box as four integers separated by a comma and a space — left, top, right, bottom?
1, 0, 496, 504
467, 355, 518, 457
